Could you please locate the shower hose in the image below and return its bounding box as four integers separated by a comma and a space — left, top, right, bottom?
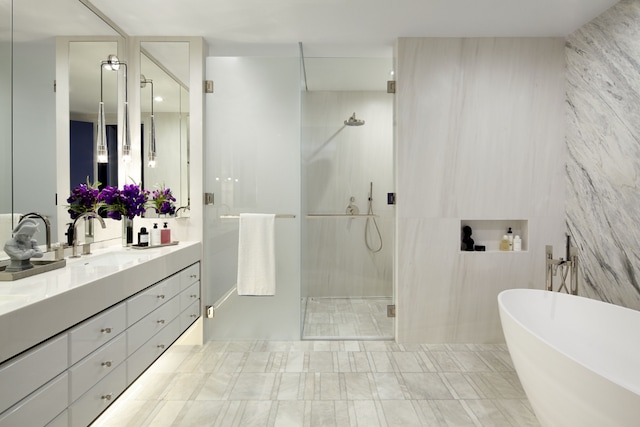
365, 182, 383, 253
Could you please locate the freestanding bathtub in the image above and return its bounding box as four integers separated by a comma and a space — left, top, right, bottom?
498, 288, 640, 427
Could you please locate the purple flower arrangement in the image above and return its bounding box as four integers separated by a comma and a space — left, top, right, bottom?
149, 185, 176, 216
68, 182, 177, 221
99, 184, 149, 220
66, 180, 103, 219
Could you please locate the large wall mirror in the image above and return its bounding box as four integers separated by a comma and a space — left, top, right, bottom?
0, 2, 11, 222
140, 41, 190, 214
1, 0, 119, 260
69, 41, 120, 190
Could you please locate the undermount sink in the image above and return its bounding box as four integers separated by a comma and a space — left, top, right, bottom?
0, 259, 67, 281
70, 251, 146, 268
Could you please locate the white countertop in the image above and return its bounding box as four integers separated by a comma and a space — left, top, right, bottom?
0, 241, 201, 363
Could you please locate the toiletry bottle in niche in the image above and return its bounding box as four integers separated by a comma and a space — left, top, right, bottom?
513, 235, 522, 251
150, 223, 160, 246
138, 227, 149, 247
507, 227, 513, 251
499, 235, 510, 251
161, 222, 171, 244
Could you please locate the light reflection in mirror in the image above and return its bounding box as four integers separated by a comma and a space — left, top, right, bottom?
140, 42, 190, 215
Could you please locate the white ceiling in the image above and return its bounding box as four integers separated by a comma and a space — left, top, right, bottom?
5, 0, 621, 96
7, 0, 620, 55
89, 0, 619, 56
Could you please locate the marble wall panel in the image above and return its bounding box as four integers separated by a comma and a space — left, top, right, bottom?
566, 0, 640, 309
396, 37, 566, 343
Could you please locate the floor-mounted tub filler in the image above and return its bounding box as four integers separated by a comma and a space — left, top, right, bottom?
498, 289, 640, 427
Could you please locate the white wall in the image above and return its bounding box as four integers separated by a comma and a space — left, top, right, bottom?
203, 56, 301, 340
396, 38, 567, 343
301, 91, 394, 297
566, 0, 640, 309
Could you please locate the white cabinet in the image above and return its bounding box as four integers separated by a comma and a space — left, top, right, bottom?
127, 274, 181, 326
68, 333, 127, 402
0, 334, 67, 414
0, 373, 68, 427
0, 261, 201, 427
127, 294, 181, 356
68, 303, 126, 365
68, 362, 127, 427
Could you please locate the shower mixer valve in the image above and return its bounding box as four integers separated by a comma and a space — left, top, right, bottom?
346, 196, 359, 215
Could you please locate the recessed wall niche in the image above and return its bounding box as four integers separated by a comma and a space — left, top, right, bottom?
460, 219, 528, 252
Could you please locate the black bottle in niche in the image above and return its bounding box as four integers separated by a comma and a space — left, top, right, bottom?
461, 225, 475, 251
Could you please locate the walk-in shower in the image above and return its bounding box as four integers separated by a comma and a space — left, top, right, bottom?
301, 65, 394, 339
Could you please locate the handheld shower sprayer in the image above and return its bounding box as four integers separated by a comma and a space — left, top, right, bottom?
365, 182, 383, 253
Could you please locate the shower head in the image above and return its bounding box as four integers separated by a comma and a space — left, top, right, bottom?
344, 112, 365, 126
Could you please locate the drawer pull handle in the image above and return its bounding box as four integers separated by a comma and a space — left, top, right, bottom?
101, 328, 112, 334
101, 393, 113, 401
190, 274, 197, 278
157, 319, 165, 324
101, 361, 112, 368
190, 314, 198, 318
157, 344, 165, 349
157, 294, 165, 299
190, 294, 198, 298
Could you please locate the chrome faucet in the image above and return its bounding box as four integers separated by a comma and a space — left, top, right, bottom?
175, 205, 190, 217
19, 212, 52, 252
71, 212, 106, 257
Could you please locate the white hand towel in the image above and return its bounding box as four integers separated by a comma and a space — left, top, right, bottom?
237, 213, 276, 295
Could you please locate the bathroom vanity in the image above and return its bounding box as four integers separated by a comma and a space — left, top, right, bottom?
0, 241, 201, 427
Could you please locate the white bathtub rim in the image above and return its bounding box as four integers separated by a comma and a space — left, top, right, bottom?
498, 288, 640, 397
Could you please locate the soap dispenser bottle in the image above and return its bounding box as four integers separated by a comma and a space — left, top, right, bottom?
499, 235, 510, 251
150, 223, 160, 246
513, 235, 522, 251
161, 222, 171, 244
507, 227, 514, 251
138, 227, 149, 247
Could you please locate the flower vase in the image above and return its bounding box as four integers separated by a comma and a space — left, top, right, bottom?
122, 217, 134, 247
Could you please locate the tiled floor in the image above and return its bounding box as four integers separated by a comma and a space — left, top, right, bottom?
302, 297, 394, 340
92, 341, 540, 426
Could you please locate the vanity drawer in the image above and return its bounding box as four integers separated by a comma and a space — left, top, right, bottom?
127, 274, 181, 326
127, 316, 182, 383
181, 299, 200, 331
69, 332, 127, 402
69, 302, 126, 365
46, 409, 68, 427
69, 361, 126, 427
180, 262, 200, 290
127, 295, 181, 356
180, 281, 200, 311
0, 372, 68, 427
0, 333, 68, 414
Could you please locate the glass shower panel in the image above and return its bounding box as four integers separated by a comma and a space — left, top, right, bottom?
203, 55, 301, 341
300, 57, 395, 340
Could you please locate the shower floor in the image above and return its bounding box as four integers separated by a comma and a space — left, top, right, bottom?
302, 297, 394, 340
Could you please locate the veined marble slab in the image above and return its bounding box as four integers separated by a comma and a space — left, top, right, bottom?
565, 0, 640, 309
